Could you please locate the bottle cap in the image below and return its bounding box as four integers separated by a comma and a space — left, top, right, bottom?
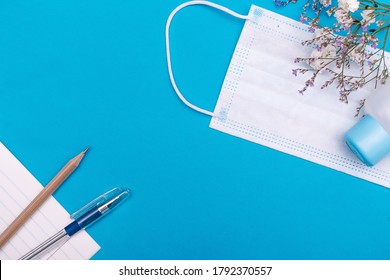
345, 115, 390, 166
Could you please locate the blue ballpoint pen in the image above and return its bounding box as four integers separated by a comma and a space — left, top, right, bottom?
19, 187, 130, 260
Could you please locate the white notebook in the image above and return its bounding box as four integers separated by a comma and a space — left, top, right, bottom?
0, 142, 100, 259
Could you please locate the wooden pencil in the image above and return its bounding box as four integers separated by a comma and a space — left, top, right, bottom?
0, 147, 89, 247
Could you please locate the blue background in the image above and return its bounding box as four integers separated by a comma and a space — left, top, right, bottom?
1, 0, 390, 260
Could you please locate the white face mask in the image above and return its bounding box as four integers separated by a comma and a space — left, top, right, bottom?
166, 1, 390, 188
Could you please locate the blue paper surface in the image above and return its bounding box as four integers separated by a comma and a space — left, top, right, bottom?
1, 0, 390, 259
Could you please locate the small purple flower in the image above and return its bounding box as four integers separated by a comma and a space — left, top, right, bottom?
358, 37, 365, 44
300, 16, 306, 23
316, 45, 322, 51
340, 44, 347, 53
308, 25, 316, 33
292, 69, 298, 76
371, 42, 378, 49
306, 80, 314, 87
274, 0, 283, 7
362, 25, 368, 32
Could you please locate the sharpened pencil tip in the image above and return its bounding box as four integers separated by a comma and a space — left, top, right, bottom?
82, 146, 90, 154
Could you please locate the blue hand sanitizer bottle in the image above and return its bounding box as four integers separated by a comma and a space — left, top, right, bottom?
345, 86, 390, 166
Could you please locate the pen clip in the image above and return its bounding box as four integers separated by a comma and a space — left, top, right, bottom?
71, 187, 130, 220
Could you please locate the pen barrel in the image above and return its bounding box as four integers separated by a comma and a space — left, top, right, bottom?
64, 206, 102, 237
19, 229, 68, 260
77, 206, 102, 229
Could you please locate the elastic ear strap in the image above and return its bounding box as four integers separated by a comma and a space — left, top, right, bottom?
165, 1, 250, 117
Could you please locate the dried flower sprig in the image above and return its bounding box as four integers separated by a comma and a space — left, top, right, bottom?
275, 0, 390, 116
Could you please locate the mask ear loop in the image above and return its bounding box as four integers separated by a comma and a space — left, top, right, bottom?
165, 1, 250, 117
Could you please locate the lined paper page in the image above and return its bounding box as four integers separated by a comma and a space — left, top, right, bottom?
0, 142, 100, 259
